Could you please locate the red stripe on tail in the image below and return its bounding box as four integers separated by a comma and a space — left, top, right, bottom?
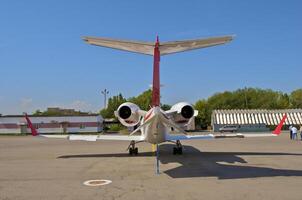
273, 114, 287, 135
152, 36, 160, 107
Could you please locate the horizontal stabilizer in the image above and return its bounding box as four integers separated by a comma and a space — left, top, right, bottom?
160, 36, 234, 55
83, 36, 154, 55
82, 35, 234, 56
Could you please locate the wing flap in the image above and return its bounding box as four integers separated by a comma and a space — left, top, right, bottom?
39, 134, 144, 141
96, 135, 144, 141
167, 134, 214, 140
235, 133, 277, 138
167, 132, 279, 141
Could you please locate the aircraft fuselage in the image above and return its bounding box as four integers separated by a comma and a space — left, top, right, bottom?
141, 107, 168, 144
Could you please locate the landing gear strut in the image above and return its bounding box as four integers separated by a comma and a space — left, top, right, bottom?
128, 140, 138, 156
173, 140, 183, 155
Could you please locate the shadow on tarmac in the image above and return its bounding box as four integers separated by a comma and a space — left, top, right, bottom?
58, 144, 302, 179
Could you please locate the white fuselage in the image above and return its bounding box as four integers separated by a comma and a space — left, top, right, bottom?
141, 107, 169, 144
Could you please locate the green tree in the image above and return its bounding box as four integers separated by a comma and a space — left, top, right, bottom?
128, 89, 152, 110
161, 104, 171, 111
194, 87, 295, 129
290, 89, 302, 108
194, 99, 210, 129
33, 109, 42, 116
100, 93, 126, 118
100, 90, 172, 118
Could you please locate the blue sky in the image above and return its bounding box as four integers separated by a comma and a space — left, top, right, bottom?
0, 0, 301, 114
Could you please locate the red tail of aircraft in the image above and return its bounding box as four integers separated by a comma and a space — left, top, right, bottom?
152, 36, 160, 107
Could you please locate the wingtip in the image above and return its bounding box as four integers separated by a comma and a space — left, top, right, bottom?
227, 34, 236, 41
24, 113, 39, 136
81, 36, 89, 42
272, 114, 287, 135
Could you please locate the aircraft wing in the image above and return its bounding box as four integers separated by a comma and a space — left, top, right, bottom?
38, 134, 144, 142
166, 114, 287, 141
166, 132, 279, 141
82, 35, 234, 56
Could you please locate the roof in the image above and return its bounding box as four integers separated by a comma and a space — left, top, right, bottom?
213, 109, 302, 114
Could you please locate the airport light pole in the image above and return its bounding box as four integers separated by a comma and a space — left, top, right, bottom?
101, 89, 109, 109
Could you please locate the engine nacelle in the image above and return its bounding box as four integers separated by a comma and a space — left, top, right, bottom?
170, 102, 196, 119
115, 102, 141, 127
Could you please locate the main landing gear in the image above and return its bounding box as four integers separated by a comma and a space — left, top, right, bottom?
128, 140, 138, 156
173, 140, 183, 155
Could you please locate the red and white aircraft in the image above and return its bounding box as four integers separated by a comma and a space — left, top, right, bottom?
27, 35, 287, 157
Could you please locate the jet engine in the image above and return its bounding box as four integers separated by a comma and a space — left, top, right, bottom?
115, 102, 141, 127
170, 102, 196, 120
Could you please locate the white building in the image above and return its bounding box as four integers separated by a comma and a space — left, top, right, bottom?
0, 115, 103, 134
211, 109, 302, 132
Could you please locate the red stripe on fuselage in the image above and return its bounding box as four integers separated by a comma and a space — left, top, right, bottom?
144, 110, 153, 121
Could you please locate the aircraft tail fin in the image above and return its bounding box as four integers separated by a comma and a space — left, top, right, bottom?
152, 36, 160, 107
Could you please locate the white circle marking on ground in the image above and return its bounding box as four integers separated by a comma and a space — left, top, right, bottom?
83, 179, 112, 187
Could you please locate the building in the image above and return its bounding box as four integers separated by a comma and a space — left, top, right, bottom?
36, 107, 91, 115
211, 109, 302, 132
0, 114, 103, 134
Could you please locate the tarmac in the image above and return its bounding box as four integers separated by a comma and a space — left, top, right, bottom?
0, 132, 302, 200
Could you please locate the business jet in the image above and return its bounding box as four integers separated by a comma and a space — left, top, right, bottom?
26, 35, 286, 168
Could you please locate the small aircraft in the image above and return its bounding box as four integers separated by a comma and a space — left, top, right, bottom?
26, 35, 287, 173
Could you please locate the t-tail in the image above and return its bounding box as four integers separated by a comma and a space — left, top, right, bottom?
82, 34, 234, 108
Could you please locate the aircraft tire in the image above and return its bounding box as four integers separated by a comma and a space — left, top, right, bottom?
173, 147, 177, 155
178, 147, 183, 155
134, 147, 138, 155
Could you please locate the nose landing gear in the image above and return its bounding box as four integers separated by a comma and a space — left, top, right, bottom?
173, 140, 183, 155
